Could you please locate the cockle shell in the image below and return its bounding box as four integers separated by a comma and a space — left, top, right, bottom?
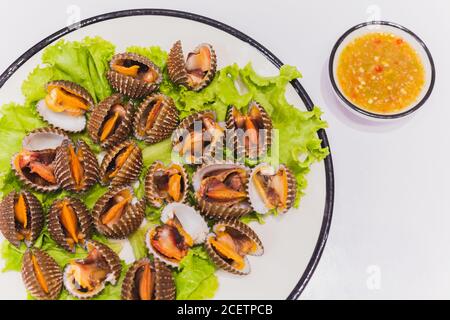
106, 52, 162, 99
0, 191, 44, 248
192, 162, 252, 219
146, 203, 208, 268
172, 110, 225, 164
248, 163, 297, 214
11, 127, 67, 192
54, 139, 100, 192
63, 239, 122, 299
36, 80, 94, 133
133, 93, 179, 144
167, 41, 217, 91
144, 161, 188, 208
48, 197, 93, 252
99, 140, 143, 187
21, 248, 63, 300
87, 93, 133, 149
121, 257, 176, 300
92, 186, 145, 239
226, 102, 273, 159
205, 219, 263, 275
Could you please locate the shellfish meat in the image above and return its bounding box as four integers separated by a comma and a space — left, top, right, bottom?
0, 190, 44, 248
36, 80, 94, 132
167, 41, 217, 91
106, 52, 162, 99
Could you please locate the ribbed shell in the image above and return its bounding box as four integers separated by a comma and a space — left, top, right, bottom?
248, 164, 297, 214
37, 81, 94, 133
22, 127, 69, 151
121, 257, 176, 300
47, 197, 93, 252
226, 102, 273, 159
54, 139, 99, 192
63, 239, 122, 299
144, 161, 188, 208
0, 191, 44, 248
205, 219, 264, 275
167, 41, 217, 91
133, 93, 179, 144
87, 93, 133, 149
99, 140, 142, 187
92, 186, 145, 239
21, 248, 63, 300
172, 110, 224, 164
192, 163, 252, 219
106, 52, 162, 99
45, 80, 94, 109
11, 127, 67, 193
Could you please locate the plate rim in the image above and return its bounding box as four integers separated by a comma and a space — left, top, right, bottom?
0, 8, 334, 300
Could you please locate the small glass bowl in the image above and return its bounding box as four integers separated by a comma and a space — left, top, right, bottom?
329, 21, 435, 120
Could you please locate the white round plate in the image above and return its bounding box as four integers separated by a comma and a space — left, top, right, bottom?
0, 9, 334, 300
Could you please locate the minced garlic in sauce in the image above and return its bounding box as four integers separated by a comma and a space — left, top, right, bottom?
337, 32, 425, 114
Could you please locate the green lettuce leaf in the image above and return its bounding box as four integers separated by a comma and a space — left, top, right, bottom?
174, 247, 218, 300
22, 36, 115, 105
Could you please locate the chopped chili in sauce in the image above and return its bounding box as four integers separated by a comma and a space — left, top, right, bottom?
337, 32, 425, 114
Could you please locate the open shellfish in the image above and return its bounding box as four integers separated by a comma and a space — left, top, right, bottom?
54, 139, 99, 192
48, 197, 93, 252
99, 140, 142, 187
21, 248, 63, 300
146, 203, 208, 267
121, 257, 176, 300
172, 111, 225, 164
36, 80, 94, 132
205, 219, 263, 275
87, 93, 133, 149
248, 163, 297, 214
226, 102, 273, 159
63, 240, 122, 299
167, 41, 217, 91
92, 186, 145, 239
192, 163, 252, 218
133, 93, 179, 144
11, 127, 68, 192
106, 52, 162, 98
144, 161, 188, 208
0, 191, 44, 248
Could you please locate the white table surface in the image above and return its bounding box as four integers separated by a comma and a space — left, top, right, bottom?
1, 0, 449, 299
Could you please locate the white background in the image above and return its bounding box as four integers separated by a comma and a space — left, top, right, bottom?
0, 0, 449, 299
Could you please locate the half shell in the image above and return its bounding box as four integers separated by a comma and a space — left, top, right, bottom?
144, 161, 188, 208
106, 52, 162, 99
0, 191, 44, 248
54, 139, 100, 192
146, 203, 208, 267
121, 257, 176, 300
133, 93, 179, 144
36, 80, 94, 132
21, 248, 63, 300
167, 41, 217, 91
205, 219, 263, 275
226, 102, 273, 159
248, 163, 297, 214
192, 163, 252, 218
92, 186, 145, 239
99, 140, 142, 187
48, 197, 93, 252
63, 239, 122, 299
87, 93, 133, 149
11, 127, 67, 192
172, 110, 225, 164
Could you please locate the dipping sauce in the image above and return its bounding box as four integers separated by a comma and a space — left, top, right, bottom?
337, 32, 425, 114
